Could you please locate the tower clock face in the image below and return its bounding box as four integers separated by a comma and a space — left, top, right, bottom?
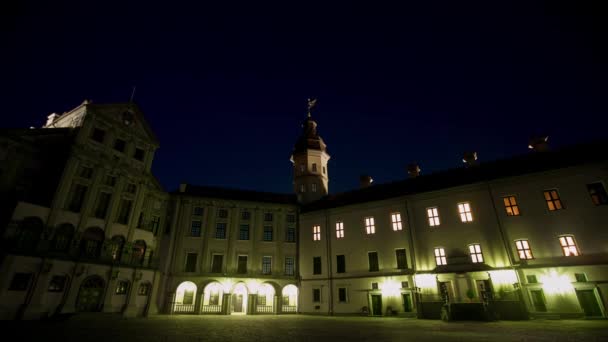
122, 110, 135, 126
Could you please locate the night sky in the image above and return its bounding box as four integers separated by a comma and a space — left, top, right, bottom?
2, 1, 606, 194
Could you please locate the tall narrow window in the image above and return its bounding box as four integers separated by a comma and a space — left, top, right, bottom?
336, 254, 345, 273
313, 256, 322, 275
313, 225, 321, 241
67, 184, 87, 213
335, 221, 344, 239
300, 184, 305, 193
427, 207, 440, 226
503, 196, 520, 216
365, 217, 375, 235
368, 252, 379, 272
395, 248, 408, 269
469, 244, 484, 263
434, 247, 447, 266
515, 239, 533, 260
185, 253, 197, 272
211, 254, 223, 273
116, 199, 132, 224
311, 183, 317, 192
237, 255, 248, 274
285, 257, 295, 276
215, 223, 226, 239
239, 224, 250, 240
587, 183, 608, 206
458, 202, 473, 222
391, 212, 403, 231
193, 206, 204, 216
286, 227, 296, 242
559, 235, 579, 256
190, 220, 202, 237
544, 190, 563, 211
313, 289, 321, 302
94, 192, 112, 219
263, 226, 273, 241
300, 164, 305, 173
312, 163, 317, 172
262, 256, 272, 275
338, 288, 347, 302
79, 166, 93, 179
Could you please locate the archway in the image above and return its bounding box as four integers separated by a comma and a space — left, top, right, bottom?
76, 275, 105, 312
256, 283, 276, 313
231, 283, 248, 315
282, 284, 298, 313
174, 281, 197, 313
201, 281, 224, 313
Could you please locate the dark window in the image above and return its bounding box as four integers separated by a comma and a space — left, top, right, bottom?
543, 189, 564, 211
114, 139, 126, 152
239, 224, 249, 240
371, 282, 378, 290
237, 256, 248, 274
312, 163, 317, 172
126, 183, 137, 194
215, 223, 226, 239
263, 226, 273, 241
264, 213, 273, 221
185, 253, 197, 272
527, 275, 538, 284
79, 166, 93, 179
48, 275, 67, 292
151, 216, 161, 235
575, 273, 588, 282
9, 273, 32, 291
209, 292, 219, 305
241, 211, 251, 220
313, 257, 322, 275
67, 184, 87, 212
286, 227, 296, 242
94, 192, 112, 219
115, 281, 129, 295
401, 281, 409, 288
133, 148, 145, 161
258, 295, 267, 306
262, 256, 272, 275
91, 128, 105, 143
183, 290, 194, 305
218, 209, 228, 218
138, 283, 151, 296
587, 183, 608, 205
336, 255, 345, 273
211, 255, 223, 273
193, 206, 204, 216
338, 288, 347, 302
190, 221, 202, 237
116, 199, 132, 224
104, 175, 117, 187
396, 248, 408, 269
286, 214, 296, 223
368, 252, 379, 272
313, 289, 321, 302
285, 257, 295, 276
137, 212, 144, 228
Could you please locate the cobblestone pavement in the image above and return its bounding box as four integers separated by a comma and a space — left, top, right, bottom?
19, 314, 608, 342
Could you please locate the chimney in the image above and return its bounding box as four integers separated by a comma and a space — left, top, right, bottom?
45, 113, 59, 127
360, 175, 373, 188
462, 152, 478, 167
528, 136, 549, 152
407, 163, 421, 178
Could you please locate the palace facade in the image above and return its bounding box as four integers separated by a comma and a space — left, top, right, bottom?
1, 101, 607, 320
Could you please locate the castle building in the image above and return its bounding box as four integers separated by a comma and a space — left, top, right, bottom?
1, 100, 607, 320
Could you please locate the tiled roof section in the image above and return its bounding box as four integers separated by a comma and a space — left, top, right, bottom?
175, 184, 298, 205
302, 139, 608, 213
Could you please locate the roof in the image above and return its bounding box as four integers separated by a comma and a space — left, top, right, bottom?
302, 139, 608, 213
174, 184, 298, 205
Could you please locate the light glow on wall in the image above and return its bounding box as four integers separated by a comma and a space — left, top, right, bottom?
540, 270, 573, 295
380, 280, 401, 297
489, 270, 518, 286
415, 274, 437, 289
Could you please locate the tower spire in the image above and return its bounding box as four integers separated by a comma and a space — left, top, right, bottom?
307, 98, 317, 118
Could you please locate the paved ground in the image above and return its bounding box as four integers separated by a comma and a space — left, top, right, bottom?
19, 314, 608, 342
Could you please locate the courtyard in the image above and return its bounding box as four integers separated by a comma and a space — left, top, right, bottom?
21, 314, 608, 342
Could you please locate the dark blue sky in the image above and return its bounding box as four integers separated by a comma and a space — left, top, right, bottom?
2, 1, 606, 194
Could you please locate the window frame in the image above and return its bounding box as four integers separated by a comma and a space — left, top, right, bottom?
391, 212, 403, 231
368, 251, 379, 272
434, 247, 447, 266
335, 221, 344, 239
515, 239, 534, 260
468, 243, 484, 263
587, 182, 608, 206
427, 207, 440, 227
543, 189, 564, 211
558, 235, 580, 256
365, 216, 376, 235
313, 225, 321, 241
262, 256, 272, 275
458, 202, 473, 222
503, 195, 521, 216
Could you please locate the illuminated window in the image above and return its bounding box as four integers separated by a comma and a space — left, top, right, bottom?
469, 244, 484, 263
262, 256, 272, 275
313, 225, 321, 241
587, 183, 608, 206
458, 202, 473, 222
515, 239, 533, 260
503, 196, 520, 216
543, 190, 563, 211
427, 207, 440, 226
312, 163, 317, 172
312, 183, 317, 192
559, 235, 579, 256
138, 283, 151, 296
434, 247, 447, 266
335, 221, 344, 239
115, 281, 129, 295
391, 212, 403, 231
365, 217, 375, 234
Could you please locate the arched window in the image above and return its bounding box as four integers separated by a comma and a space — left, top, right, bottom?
53, 223, 75, 252
111, 235, 126, 262
80, 227, 105, 258
17, 217, 44, 252
132, 240, 146, 265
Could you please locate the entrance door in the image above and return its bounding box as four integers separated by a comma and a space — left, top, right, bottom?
402, 293, 412, 312
530, 290, 547, 312
233, 294, 244, 313
76, 276, 105, 312
371, 295, 382, 316
576, 290, 603, 317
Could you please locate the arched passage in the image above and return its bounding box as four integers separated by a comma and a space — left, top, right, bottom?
201, 281, 224, 314
76, 275, 105, 312
282, 284, 298, 313
174, 281, 197, 314
231, 282, 248, 315
256, 283, 277, 313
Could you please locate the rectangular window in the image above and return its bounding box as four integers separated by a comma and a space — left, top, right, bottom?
215, 223, 226, 239
368, 252, 379, 272
114, 139, 126, 152
185, 253, 197, 272
183, 290, 194, 305
286, 214, 296, 223
300, 164, 305, 173
211, 254, 223, 273
239, 224, 250, 240
391, 212, 403, 231
241, 211, 251, 220
190, 220, 202, 237
217, 209, 228, 218
262, 256, 272, 275
94, 192, 112, 219
264, 213, 273, 221
263, 226, 273, 241
469, 244, 484, 263
311, 183, 317, 192
515, 239, 533, 260
116, 199, 133, 224
371, 282, 378, 290
335, 221, 344, 238
138, 283, 151, 296
126, 183, 137, 194
9, 273, 31, 291
133, 148, 145, 161
237, 255, 248, 274
559, 235, 579, 256
503, 196, 520, 216
67, 184, 87, 212
401, 281, 409, 289
48, 275, 67, 292
285, 257, 295, 276
338, 288, 347, 303
427, 207, 440, 226
313, 289, 321, 302
434, 247, 447, 266
313, 256, 322, 275
115, 281, 129, 295
258, 295, 267, 306
365, 216, 375, 235
91, 128, 105, 143
458, 202, 473, 222
193, 206, 204, 216
79, 166, 93, 179
313, 225, 321, 241
575, 273, 587, 282
104, 175, 117, 187
395, 248, 408, 269
323, 166, 326, 174
151, 215, 161, 234
336, 255, 345, 273
300, 184, 305, 193
312, 163, 317, 172
286, 227, 296, 242
544, 190, 563, 211
587, 183, 608, 205
527, 275, 538, 284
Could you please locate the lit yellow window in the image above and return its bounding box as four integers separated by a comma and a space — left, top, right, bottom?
365, 217, 375, 234
544, 190, 563, 211
391, 212, 403, 231
427, 207, 440, 227
469, 244, 483, 263
313, 225, 321, 241
458, 202, 473, 222
335, 221, 344, 239
515, 239, 533, 260
503, 196, 520, 216
559, 235, 579, 256
434, 247, 447, 266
